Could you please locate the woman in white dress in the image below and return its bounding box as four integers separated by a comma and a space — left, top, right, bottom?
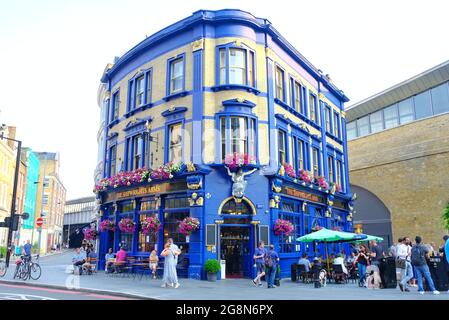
161, 241, 181, 288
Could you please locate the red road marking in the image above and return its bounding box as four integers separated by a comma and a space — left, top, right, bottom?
0, 282, 133, 299
0, 283, 81, 295
86, 293, 132, 300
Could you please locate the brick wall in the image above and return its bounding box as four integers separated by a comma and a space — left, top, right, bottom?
348, 112, 449, 245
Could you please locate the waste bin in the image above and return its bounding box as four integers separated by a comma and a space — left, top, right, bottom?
220, 260, 226, 280
379, 257, 397, 289
424, 256, 449, 291
291, 263, 298, 282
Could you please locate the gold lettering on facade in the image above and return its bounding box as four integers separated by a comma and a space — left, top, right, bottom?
116, 185, 161, 200
283, 187, 324, 204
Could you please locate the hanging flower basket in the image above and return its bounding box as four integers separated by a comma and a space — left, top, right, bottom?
273, 219, 294, 236
140, 216, 161, 235
224, 153, 256, 171
99, 219, 115, 232
83, 227, 98, 240
118, 218, 136, 233
179, 217, 200, 236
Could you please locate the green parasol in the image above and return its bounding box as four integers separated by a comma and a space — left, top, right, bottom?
353, 234, 384, 243
297, 228, 367, 273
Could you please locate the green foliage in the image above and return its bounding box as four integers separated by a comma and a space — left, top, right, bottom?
442, 203, 449, 230
0, 246, 6, 258
204, 259, 221, 273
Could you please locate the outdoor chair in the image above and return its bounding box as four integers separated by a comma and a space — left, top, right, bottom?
83, 258, 98, 275
331, 264, 347, 284
347, 264, 358, 283
296, 264, 312, 284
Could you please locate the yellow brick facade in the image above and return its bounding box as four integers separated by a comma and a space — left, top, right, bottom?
348, 112, 449, 245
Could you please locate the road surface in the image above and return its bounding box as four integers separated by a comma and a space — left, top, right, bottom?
0, 282, 135, 300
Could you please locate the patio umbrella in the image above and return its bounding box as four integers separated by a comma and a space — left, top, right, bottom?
297, 228, 367, 273
353, 234, 384, 243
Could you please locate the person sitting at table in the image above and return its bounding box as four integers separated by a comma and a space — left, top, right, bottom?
105, 248, 115, 273
114, 246, 127, 273
149, 250, 159, 279
83, 246, 98, 274
345, 251, 356, 265
72, 247, 87, 275
333, 253, 348, 275
297, 253, 312, 272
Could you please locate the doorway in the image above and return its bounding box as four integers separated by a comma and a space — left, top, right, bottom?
220, 226, 251, 278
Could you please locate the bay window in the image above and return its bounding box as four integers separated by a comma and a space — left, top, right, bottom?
217, 45, 256, 88
219, 116, 256, 160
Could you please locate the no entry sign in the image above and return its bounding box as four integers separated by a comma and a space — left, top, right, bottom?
36, 217, 43, 227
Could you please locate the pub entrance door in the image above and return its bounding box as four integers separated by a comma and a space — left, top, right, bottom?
220, 225, 252, 278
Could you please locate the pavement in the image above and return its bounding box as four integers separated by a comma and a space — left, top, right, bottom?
0, 250, 448, 300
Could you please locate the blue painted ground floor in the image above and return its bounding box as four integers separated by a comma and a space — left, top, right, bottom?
96, 165, 354, 280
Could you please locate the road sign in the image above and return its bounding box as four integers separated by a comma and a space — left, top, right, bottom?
36, 217, 43, 227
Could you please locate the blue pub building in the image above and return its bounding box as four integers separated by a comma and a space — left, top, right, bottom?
96, 9, 354, 280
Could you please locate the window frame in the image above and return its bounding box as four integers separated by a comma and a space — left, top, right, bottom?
215, 43, 257, 89
165, 120, 184, 163
275, 66, 286, 102
111, 90, 120, 122
309, 93, 318, 123
278, 129, 287, 165
217, 113, 258, 162
166, 53, 186, 96
333, 111, 340, 138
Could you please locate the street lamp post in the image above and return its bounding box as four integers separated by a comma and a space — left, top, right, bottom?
37, 153, 47, 256
0, 132, 22, 268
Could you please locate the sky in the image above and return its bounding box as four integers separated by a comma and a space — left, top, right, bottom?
0, 0, 448, 200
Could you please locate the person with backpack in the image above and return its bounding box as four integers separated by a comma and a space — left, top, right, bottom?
411, 236, 439, 295
264, 244, 279, 289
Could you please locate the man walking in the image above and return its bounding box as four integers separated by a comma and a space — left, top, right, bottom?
264, 244, 279, 289
252, 241, 266, 287
411, 236, 439, 295
397, 237, 413, 292
369, 240, 384, 267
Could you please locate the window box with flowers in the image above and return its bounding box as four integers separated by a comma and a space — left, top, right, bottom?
315, 176, 329, 190
94, 162, 188, 192
223, 153, 257, 171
